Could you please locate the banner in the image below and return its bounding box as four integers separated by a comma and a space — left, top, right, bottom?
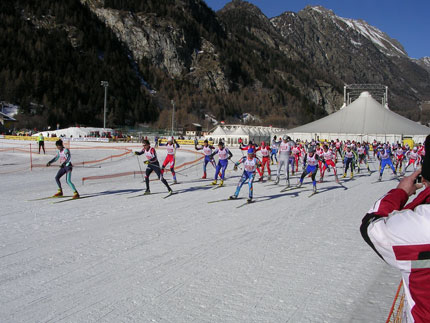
4, 135, 58, 141
158, 139, 213, 145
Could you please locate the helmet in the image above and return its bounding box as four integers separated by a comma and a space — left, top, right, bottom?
283, 135, 288, 140
204, 139, 208, 143
167, 136, 173, 142
413, 146, 418, 151
247, 148, 255, 154
261, 141, 265, 146
308, 146, 315, 153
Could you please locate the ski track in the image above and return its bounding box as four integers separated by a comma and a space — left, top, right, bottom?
0, 141, 404, 322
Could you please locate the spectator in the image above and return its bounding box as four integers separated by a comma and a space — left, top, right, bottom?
37, 133, 45, 154
361, 134, 430, 323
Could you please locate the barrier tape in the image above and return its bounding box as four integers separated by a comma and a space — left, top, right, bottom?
81, 148, 204, 183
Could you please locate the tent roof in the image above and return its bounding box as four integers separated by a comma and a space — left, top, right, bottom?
231, 127, 249, 136
211, 126, 227, 136
288, 92, 430, 136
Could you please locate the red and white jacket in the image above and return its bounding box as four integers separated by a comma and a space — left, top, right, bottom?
361, 188, 430, 323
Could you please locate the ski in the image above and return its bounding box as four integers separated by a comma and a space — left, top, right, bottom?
212, 185, 225, 190
52, 196, 91, 204
127, 192, 160, 199
208, 197, 243, 204
280, 186, 298, 193
308, 191, 318, 198
28, 196, 72, 201
236, 200, 254, 208
163, 191, 177, 199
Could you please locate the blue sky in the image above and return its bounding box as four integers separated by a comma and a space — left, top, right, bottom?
204, 0, 429, 59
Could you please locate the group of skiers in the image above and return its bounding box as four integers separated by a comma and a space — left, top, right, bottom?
45, 135, 425, 203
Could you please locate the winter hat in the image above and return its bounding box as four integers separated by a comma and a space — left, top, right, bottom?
421, 135, 430, 181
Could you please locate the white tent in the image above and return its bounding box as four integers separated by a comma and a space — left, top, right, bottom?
206, 125, 286, 147
287, 92, 429, 143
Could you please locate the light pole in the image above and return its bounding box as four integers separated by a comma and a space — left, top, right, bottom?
171, 99, 175, 136
100, 81, 109, 129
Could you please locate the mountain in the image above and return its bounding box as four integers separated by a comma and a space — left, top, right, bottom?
1, 0, 429, 130
270, 6, 430, 118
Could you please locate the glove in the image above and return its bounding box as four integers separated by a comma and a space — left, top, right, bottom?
60, 162, 66, 168
234, 165, 238, 171
134, 151, 139, 155
144, 160, 149, 165
46, 162, 51, 167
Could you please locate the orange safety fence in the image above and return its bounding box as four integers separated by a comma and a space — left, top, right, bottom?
30, 149, 133, 168
386, 280, 404, 323
0, 144, 133, 174
81, 149, 204, 184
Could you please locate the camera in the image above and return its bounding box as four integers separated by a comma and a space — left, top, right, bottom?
415, 175, 422, 184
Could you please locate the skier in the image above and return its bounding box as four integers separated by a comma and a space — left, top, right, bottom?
394, 144, 405, 174
291, 142, 301, 174
256, 141, 271, 181
195, 139, 216, 179
377, 144, 397, 181
342, 145, 357, 178
403, 146, 421, 175
210, 141, 233, 187
356, 142, 371, 174
229, 148, 262, 202
335, 139, 342, 162
135, 139, 172, 195
296, 146, 319, 193
270, 136, 280, 165
275, 135, 293, 186
319, 144, 338, 183
161, 136, 180, 184
46, 139, 79, 199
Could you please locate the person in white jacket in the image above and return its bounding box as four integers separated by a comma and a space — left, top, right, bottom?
361, 135, 430, 323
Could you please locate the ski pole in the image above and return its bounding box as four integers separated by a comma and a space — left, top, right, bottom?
136, 155, 145, 182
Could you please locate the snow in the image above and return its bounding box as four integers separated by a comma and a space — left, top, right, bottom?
0, 139, 403, 322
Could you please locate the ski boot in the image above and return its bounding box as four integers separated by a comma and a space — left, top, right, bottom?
378, 175, 382, 182
211, 180, 218, 186
201, 172, 207, 179
247, 198, 253, 203
72, 191, 80, 199
318, 177, 323, 183
218, 180, 224, 187
258, 176, 263, 182
274, 176, 280, 185
335, 175, 339, 183
286, 179, 290, 188
229, 195, 238, 200
144, 189, 151, 195
296, 181, 302, 188
268, 175, 271, 181
342, 173, 346, 178
53, 189, 63, 197
313, 186, 317, 193
350, 172, 354, 179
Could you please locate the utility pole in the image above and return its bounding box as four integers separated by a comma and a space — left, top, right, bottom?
171, 99, 175, 136
100, 81, 109, 129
